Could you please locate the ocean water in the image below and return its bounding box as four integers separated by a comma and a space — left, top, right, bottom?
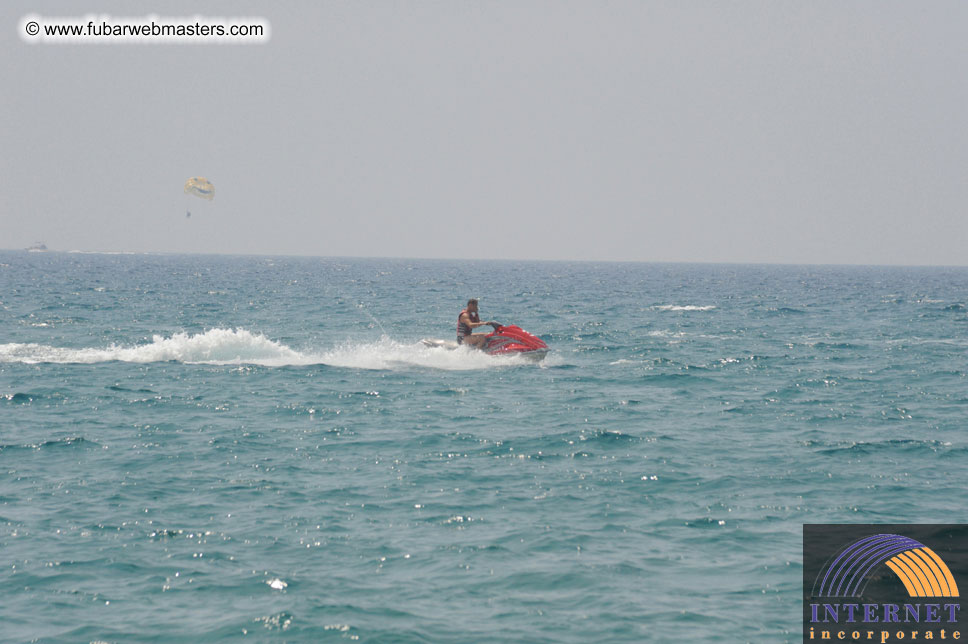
1, 251, 967, 643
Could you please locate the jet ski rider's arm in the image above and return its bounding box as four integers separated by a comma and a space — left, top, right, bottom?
460, 312, 492, 329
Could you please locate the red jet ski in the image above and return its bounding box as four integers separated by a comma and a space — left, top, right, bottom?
481, 324, 548, 358
421, 323, 549, 360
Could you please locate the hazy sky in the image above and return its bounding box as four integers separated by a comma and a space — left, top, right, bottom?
2, 1, 966, 264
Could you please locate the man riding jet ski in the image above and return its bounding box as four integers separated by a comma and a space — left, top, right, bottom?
422, 298, 548, 359
456, 298, 492, 349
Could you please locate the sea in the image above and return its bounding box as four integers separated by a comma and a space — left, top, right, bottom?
1, 250, 966, 643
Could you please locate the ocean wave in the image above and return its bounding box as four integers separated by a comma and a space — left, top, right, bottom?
0, 328, 544, 371
647, 330, 687, 338
66, 249, 146, 255
805, 438, 951, 455
764, 306, 806, 315
2, 392, 35, 404
0, 436, 100, 452
640, 372, 714, 385
652, 305, 716, 312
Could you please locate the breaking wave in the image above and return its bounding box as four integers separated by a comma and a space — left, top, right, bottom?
652, 304, 716, 312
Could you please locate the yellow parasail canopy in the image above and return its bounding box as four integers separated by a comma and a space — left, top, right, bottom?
184, 177, 215, 201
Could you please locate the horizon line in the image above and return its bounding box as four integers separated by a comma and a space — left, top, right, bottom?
2, 247, 966, 270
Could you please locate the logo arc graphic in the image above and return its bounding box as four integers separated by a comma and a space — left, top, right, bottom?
815, 533, 960, 598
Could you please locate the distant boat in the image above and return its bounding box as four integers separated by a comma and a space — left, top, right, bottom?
26, 242, 48, 252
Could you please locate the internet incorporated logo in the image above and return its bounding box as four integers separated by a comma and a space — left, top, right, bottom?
803, 525, 965, 643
